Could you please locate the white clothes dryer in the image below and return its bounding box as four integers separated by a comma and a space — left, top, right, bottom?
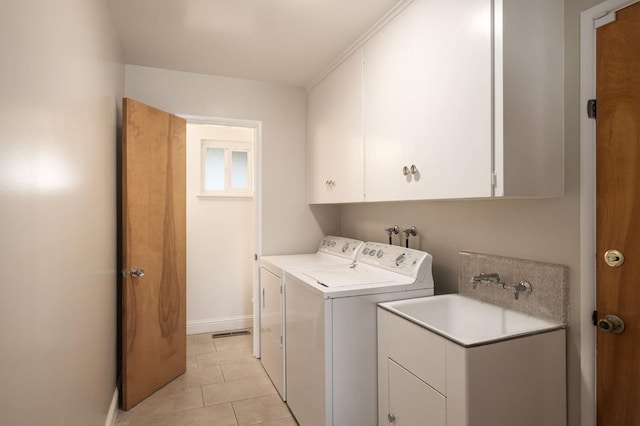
259, 236, 364, 400
285, 242, 435, 426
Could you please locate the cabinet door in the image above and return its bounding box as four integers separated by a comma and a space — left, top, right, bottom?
364, 0, 493, 202
387, 359, 446, 426
259, 268, 284, 399
307, 49, 364, 204
495, 0, 564, 197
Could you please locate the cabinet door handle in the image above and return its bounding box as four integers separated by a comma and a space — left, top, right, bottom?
388, 413, 396, 423
402, 166, 410, 176
410, 164, 418, 175
262, 288, 265, 308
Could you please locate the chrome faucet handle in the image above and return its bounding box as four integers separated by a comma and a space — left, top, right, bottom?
385, 225, 400, 235
403, 226, 417, 237
513, 280, 532, 300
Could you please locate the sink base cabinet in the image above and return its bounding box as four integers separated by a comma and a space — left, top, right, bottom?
378, 308, 567, 426
388, 359, 446, 426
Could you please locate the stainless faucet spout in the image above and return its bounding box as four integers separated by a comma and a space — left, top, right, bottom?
470, 274, 532, 299
470, 273, 501, 288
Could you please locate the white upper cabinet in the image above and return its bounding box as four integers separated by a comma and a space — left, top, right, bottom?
307, 49, 364, 204
364, 0, 493, 202
494, 0, 564, 197
306, 0, 564, 204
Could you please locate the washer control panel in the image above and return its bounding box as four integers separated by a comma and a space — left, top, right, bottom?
357, 242, 430, 278
318, 236, 364, 259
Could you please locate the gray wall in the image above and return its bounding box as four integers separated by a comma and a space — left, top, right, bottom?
339, 0, 601, 425
0, 0, 124, 424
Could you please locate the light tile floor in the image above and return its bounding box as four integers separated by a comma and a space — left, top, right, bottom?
116, 332, 298, 426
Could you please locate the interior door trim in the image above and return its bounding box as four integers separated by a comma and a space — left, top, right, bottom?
178, 113, 263, 359
579, 1, 639, 425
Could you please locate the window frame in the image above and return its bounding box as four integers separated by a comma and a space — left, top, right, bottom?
199, 139, 254, 198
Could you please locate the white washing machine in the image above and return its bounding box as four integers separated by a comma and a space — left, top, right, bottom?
285, 242, 435, 426
259, 236, 364, 400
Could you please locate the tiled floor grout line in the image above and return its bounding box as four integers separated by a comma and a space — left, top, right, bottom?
199, 384, 205, 410
117, 332, 296, 425
230, 399, 241, 425
220, 363, 228, 382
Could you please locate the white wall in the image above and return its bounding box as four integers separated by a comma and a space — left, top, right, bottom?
125, 65, 341, 256
0, 1, 124, 425
338, 1, 601, 425
186, 124, 255, 333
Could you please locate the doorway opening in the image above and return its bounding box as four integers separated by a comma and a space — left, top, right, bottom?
183, 117, 262, 357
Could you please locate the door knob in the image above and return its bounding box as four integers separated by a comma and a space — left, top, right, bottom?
388, 413, 396, 423
129, 268, 145, 278
597, 314, 624, 334
604, 249, 624, 267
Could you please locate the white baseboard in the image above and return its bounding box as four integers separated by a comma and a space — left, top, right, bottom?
105, 387, 118, 426
187, 315, 253, 335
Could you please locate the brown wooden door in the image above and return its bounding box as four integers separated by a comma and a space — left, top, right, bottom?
121, 98, 187, 410
596, 3, 640, 424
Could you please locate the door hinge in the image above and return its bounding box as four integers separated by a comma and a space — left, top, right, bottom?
254, 253, 258, 261
491, 172, 498, 187
592, 310, 598, 326
280, 285, 283, 294
587, 99, 597, 119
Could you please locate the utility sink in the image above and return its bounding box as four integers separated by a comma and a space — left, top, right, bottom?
378, 294, 565, 347
377, 294, 567, 425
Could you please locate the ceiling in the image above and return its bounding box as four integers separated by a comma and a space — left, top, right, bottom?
106, 0, 401, 88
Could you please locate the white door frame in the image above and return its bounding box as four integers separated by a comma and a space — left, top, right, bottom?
580, 1, 639, 424
179, 114, 263, 358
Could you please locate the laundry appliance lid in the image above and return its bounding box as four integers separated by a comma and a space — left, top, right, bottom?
260, 236, 364, 276
301, 265, 412, 288
261, 252, 352, 275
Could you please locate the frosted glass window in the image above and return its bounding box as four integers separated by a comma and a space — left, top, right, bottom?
200, 140, 253, 197
204, 147, 225, 191
231, 151, 248, 189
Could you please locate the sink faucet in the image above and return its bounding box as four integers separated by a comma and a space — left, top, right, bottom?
470, 273, 533, 299
470, 273, 501, 289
